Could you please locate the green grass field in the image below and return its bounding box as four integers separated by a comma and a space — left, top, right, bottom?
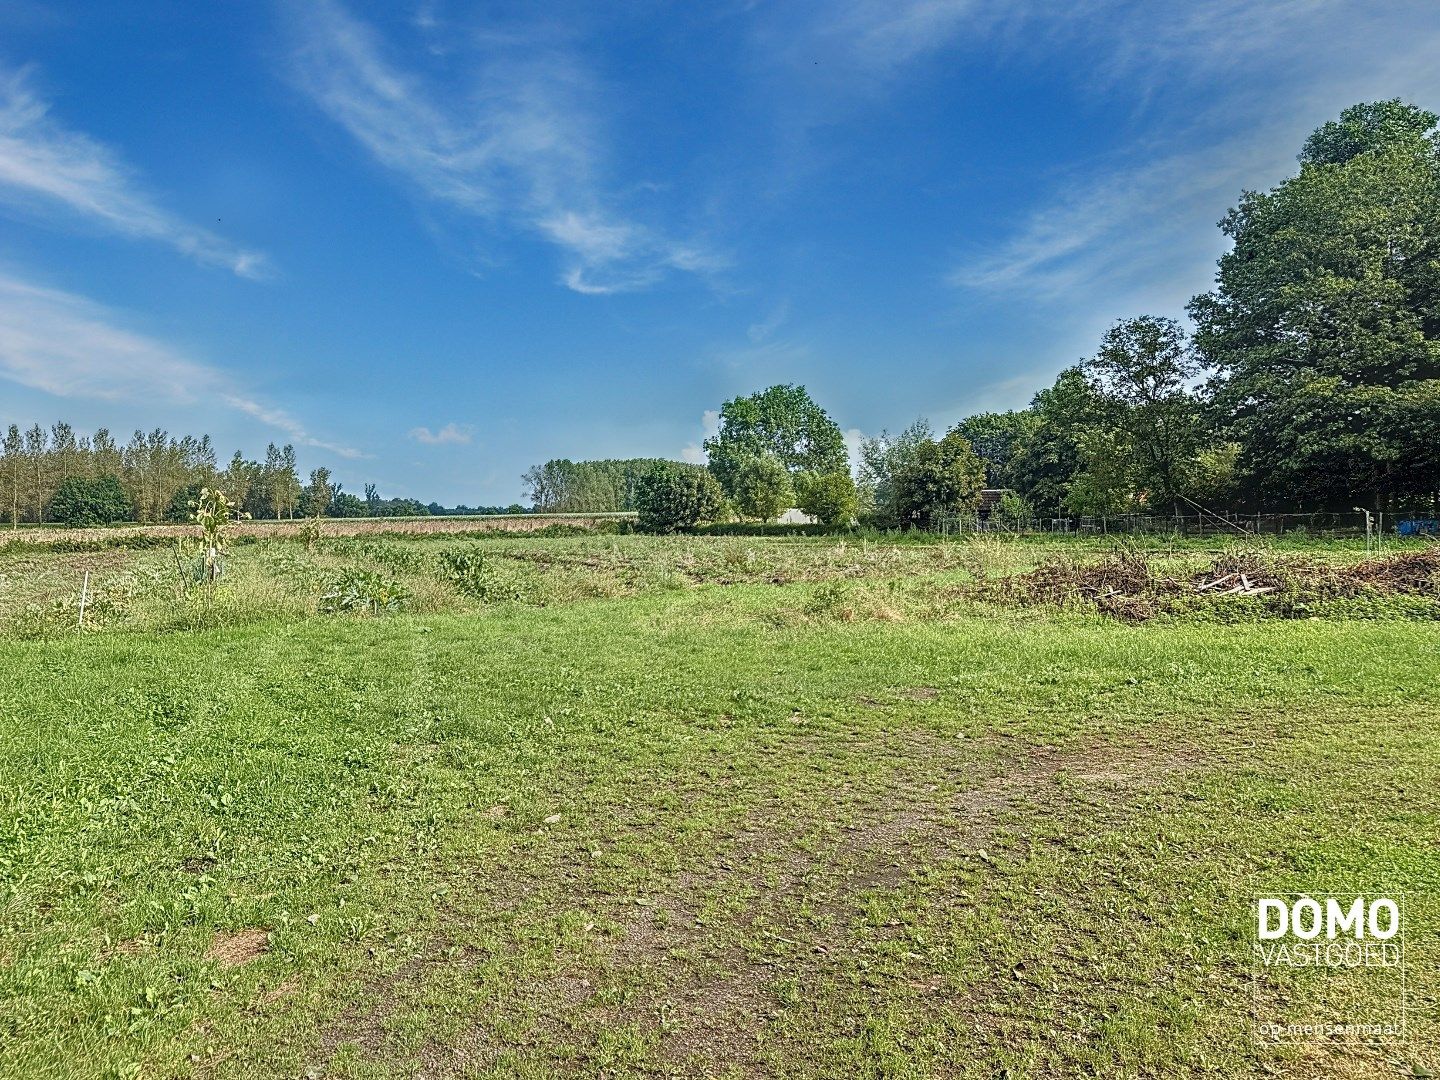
1, 530, 1436, 1077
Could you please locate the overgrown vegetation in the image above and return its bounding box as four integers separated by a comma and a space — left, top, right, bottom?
3, 525, 1437, 643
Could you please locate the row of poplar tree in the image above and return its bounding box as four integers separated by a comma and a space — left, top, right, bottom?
0, 423, 319, 526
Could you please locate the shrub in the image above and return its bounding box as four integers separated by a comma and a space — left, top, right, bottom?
50, 474, 132, 527
794, 470, 858, 526
634, 462, 724, 534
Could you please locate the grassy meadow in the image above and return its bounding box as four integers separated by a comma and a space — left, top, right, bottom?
1, 526, 1437, 1077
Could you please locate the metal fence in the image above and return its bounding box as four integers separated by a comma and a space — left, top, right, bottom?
931, 510, 1413, 538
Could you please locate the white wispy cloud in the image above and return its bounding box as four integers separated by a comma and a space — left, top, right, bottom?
0, 65, 270, 279
409, 422, 473, 445
680, 408, 721, 464
842, 426, 865, 474
946, 2, 1440, 313
0, 271, 357, 456
286, 0, 721, 294
747, 299, 790, 343
806, 0, 990, 75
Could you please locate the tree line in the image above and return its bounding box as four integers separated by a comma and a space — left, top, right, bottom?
0, 424, 520, 528
10, 99, 1436, 531
533, 99, 1440, 531
0, 425, 321, 527
521, 459, 672, 513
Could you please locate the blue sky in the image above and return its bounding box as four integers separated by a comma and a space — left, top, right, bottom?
1, 1, 1438, 504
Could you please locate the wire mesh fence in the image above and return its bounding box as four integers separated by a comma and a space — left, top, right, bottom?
929, 510, 1422, 538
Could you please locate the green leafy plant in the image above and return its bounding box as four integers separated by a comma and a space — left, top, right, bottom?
319, 569, 409, 614
188, 488, 249, 585
438, 547, 489, 596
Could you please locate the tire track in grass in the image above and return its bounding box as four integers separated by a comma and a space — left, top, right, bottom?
321, 733, 1206, 1077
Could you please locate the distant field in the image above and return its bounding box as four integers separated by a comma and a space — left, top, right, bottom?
0, 532, 1436, 1077
1, 512, 637, 547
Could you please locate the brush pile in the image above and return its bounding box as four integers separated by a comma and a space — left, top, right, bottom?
995, 547, 1440, 622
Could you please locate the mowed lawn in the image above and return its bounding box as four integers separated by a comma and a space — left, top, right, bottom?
1, 579, 1437, 1078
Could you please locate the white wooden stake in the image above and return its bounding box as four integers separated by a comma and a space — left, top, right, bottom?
77, 570, 90, 630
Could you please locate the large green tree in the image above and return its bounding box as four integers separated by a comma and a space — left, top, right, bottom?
949, 410, 1039, 489
704, 385, 848, 495
857, 418, 932, 526
50, 474, 133, 527
892, 429, 986, 529
1006, 369, 1110, 517
1190, 99, 1440, 510
301, 467, 335, 518
1082, 315, 1207, 510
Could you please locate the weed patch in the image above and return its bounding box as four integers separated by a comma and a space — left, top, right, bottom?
319, 568, 410, 614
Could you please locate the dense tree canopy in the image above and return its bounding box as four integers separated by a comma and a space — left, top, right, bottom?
795, 470, 859, 525
1082, 315, 1207, 509
50, 474, 132, 527
1191, 99, 1440, 510
857, 419, 933, 526
704, 385, 847, 495
949, 410, 1038, 490
729, 454, 793, 521
522, 458, 670, 512
1005, 370, 1105, 518
892, 429, 986, 528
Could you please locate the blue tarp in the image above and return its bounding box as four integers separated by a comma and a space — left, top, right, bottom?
1398, 519, 1440, 536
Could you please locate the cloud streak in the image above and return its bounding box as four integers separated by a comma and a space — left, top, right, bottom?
0, 271, 357, 456
0, 65, 270, 279
409, 422, 473, 445
946, 2, 1440, 312
287, 0, 721, 294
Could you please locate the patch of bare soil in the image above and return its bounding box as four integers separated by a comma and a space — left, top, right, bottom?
629, 741, 1203, 1077
206, 928, 270, 968
895, 686, 939, 701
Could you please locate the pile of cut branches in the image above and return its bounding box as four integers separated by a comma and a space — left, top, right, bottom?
991, 547, 1440, 622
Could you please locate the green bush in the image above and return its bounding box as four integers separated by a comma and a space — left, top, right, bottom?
634, 462, 725, 534
794, 470, 858, 526
729, 454, 793, 521
49, 474, 133, 527
438, 547, 489, 596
